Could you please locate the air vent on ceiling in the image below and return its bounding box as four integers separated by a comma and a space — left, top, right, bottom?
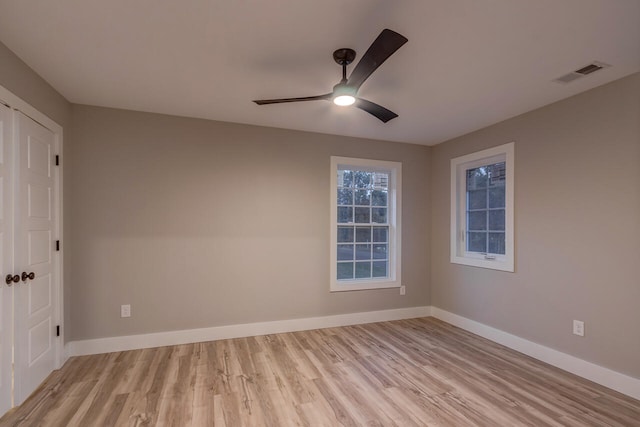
553, 61, 610, 84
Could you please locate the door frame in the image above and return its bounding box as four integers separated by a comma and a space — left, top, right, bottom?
0, 84, 64, 371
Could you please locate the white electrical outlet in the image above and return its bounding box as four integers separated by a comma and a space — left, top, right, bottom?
399, 285, 406, 295
121, 304, 131, 318
573, 320, 584, 337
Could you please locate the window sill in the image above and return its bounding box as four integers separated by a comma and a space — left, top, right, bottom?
451, 255, 514, 272
330, 279, 401, 292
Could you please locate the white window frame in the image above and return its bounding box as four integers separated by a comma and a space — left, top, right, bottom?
330, 156, 402, 292
450, 142, 514, 272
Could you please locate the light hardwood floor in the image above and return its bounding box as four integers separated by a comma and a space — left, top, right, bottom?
2, 317, 639, 426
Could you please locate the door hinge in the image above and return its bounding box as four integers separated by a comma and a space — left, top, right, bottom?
56, 325, 60, 337
55, 155, 59, 166
56, 240, 60, 251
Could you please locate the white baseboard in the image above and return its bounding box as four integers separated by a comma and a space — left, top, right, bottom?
65, 305, 431, 359
431, 306, 640, 401
64, 304, 640, 401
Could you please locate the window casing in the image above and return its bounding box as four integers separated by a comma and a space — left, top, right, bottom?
451, 143, 514, 272
330, 157, 401, 291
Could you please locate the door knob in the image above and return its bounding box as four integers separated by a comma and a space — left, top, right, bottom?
5, 274, 20, 286
21, 272, 35, 282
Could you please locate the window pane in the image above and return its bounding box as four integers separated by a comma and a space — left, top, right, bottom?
489, 209, 505, 231
337, 207, 353, 223
488, 162, 506, 186
353, 171, 370, 188
337, 244, 354, 261
356, 227, 372, 242
339, 170, 353, 188
488, 186, 505, 208
467, 211, 487, 231
468, 189, 487, 209
372, 261, 387, 278
373, 244, 388, 260
467, 232, 486, 253
489, 232, 506, 254
372, 172, 389, 189
355, 244, 372, 260
467, 167, 488, 190
337, 188, 353, 205
354, 189, 371, 206
337, 262, 354, 280
371, 190, 388, 206
355, 262, 371, 278
372, 208, 387, 224
354, 207, 370, 223
337, 226, 354, 243
373, 227, 388, 243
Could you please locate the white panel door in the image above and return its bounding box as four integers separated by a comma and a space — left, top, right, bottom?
13, 112, 57, 405
0, 104, 13, 414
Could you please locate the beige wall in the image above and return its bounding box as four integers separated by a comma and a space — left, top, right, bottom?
430, 73, 640, 378
0, 41, 74, 337
68, 105, 431, 340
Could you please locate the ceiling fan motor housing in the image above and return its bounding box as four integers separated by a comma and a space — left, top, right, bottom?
333, 82, 356, 97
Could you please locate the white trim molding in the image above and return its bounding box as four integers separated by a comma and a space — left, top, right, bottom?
450, 142, 514, 272
65, 306, 430, 358
330, 156, 402, 292
431, 307, 640, 400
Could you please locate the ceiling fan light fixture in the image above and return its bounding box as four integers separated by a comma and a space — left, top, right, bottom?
332, 83, 357, 106
334, 95, 356, 106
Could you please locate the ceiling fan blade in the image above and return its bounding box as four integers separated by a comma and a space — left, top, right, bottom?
253, 93, 332, 105
354, 98, 398, 123
347, 29, 408, 90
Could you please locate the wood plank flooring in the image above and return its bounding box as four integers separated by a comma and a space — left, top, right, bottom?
2, 317, 639, 426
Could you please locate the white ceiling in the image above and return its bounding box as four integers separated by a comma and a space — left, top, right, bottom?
0, 0, 639, 145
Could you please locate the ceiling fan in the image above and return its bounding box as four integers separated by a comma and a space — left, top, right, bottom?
253, 29, 408, 123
